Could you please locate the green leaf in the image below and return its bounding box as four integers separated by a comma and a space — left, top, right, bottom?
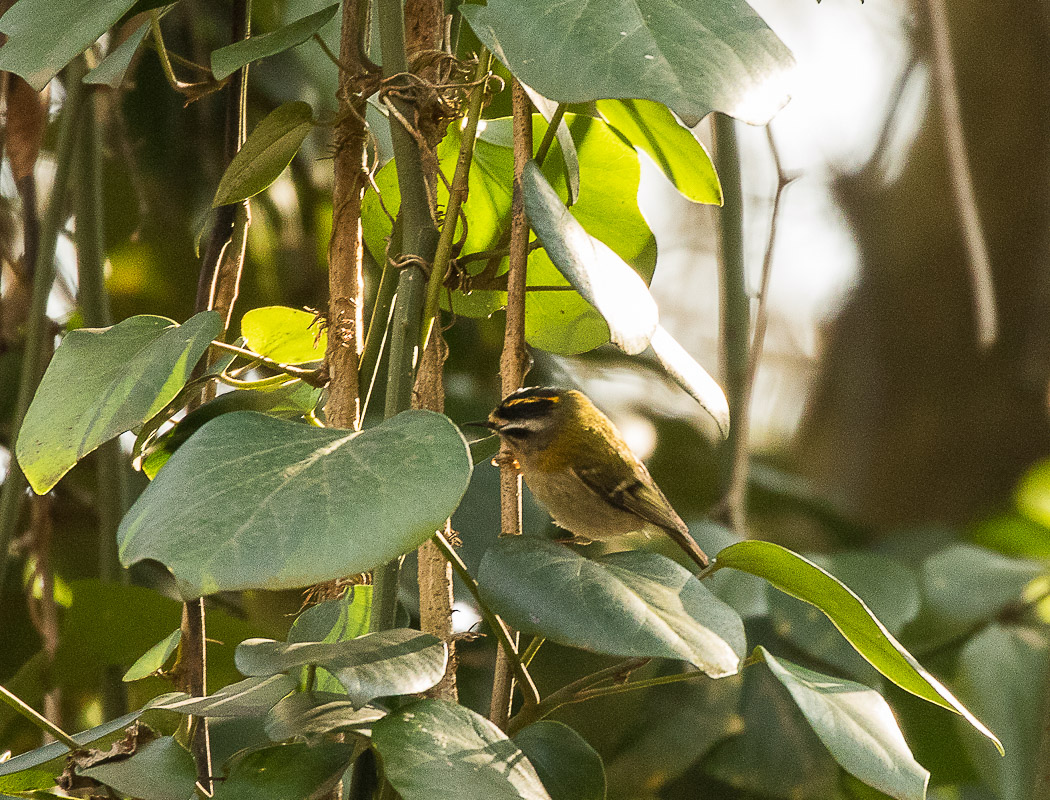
513, 721, 606, 800
0, 0, 137, 90
80, 736, 196, 800
235, 629, 448, 706
953, 624, 1049, 800
83, 18, 150, 87
140, 380, 322, 479
289, 586, 372, 644
240, 305, 326, 364
522, 85, 580, 204
154, 674, 297, 717
522, 161, 657, 355
16, 311, 222, 494
922, 544, 1041, 629
118, 410, 472, 596
210, 4, 338, 80
759, 648, 929, 800
212, 742, 354, 800
372, 699, 552, 800
479, 537, 745, 675
213, 101, 314, 206
460, 0, 795, 126
122, 629, 181, 682
265, 692, 385, 741
715, 540, 1002, 752
648, 325, 730, 437
597, 99, 721, 205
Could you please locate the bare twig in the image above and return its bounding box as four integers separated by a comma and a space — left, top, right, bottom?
926, 0, 997, 348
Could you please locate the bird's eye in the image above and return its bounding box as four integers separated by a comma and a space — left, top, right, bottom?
499, 425, 531, 440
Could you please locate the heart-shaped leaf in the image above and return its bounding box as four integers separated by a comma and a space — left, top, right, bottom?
715, 540, 1002, 753
759, 648, 929, 800
598, 99, 721, 205
479, 537, 744, 676
118, 410, 471, 597
211, 4, 339, 80
213, 101, 314, 206
235, 629, 448, 707
0, 0, 137, 90
240, 305, 326, 364
372, 699, 552, 800
17, 311, 222, 494
461, 0, 795, 126
513, 721, 605, 800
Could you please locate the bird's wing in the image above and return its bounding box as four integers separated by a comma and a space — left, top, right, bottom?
572, 460, 689, 536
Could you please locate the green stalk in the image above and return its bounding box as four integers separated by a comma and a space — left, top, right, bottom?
0, 63, 86, 598
371, 0, 440, 633
0, 683, 79, 750
419, 51, 492, 352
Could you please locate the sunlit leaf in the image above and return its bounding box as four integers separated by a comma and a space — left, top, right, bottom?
213, 101, 314, 206
16, 311, 222, 494
514, 721, 606, 800
212, 742, 354, 800
240, 305, 326, 364
479, 537, 744, 675
289, 586, 372, 644
372, 699, 552, 800
154, 675, 297, 717
80, 736, 196, 800
597, 99, 721, 205
715, 540, 1002, 753
210, 4, 338, 80
461, 0, 795, 126
122, 629, 181, 682
118, 411, 472, 596
522, 84, 580, 204
0, 0, 137, 90
265, 692, 385, 741
235, 629, 448, 707
648, 325, 729, 437
760, 648, 929, 800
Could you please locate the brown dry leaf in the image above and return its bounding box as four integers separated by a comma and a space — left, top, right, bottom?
6, 76, 49, 182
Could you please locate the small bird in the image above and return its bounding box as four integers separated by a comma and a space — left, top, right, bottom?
481, 386, 709, 569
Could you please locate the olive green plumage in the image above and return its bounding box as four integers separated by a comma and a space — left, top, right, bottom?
485, 387, 709, 569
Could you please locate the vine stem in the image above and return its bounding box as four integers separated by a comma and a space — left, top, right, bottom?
0, 683, 79, 750
489, 79, 533, 729
430, 532, 539, 705
419, 50, 493, 352
0, 60, 86, 600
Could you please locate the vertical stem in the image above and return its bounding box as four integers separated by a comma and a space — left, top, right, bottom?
0, 62, 86, 600
371, 0, 440, 634
712, 113, 749, 534
325, 0, 371, 433
489, 79, 532, 728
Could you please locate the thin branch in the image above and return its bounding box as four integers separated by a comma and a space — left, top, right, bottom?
0, 683, 79, 750
926, 0, 997, 348
532, 103, 566, 168
208, 340, 322, 382
489, 79, 533, 729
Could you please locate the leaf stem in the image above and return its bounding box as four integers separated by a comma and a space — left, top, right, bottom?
520, 636, 545, 668
208, 340, 323, 382
533, 103, 565, 168
0, 683, 79, 750
0, 60, 86, 597
419, 51, 492, 352
430, 531, 540, 706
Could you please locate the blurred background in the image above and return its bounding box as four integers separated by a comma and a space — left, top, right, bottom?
1, 0, 1049, 798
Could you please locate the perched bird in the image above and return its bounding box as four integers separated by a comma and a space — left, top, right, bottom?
482, 386, 709, 569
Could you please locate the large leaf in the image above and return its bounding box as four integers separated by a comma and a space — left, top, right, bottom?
265, 692, 385, 741
213, 101, 314, 206
479, 537, 744, 675
372, 699, 552, 800
715, 540, 1002, 752
522, 160, 657, 355
235, 629, 448, 707
211, 4, 339, 80
118, 410, 472, 596
240, 305, 326, 364
760, 648, 929, 800
212, 742, 354, 800
154, 674, 297, 718
16, 311, 222, 494
597, 99, 722, 205
461, 0, 795, 126
514, 721, 606, 800
80, 736, 196, 800
0, 0, 136, 90
954, 624, 1049, 800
